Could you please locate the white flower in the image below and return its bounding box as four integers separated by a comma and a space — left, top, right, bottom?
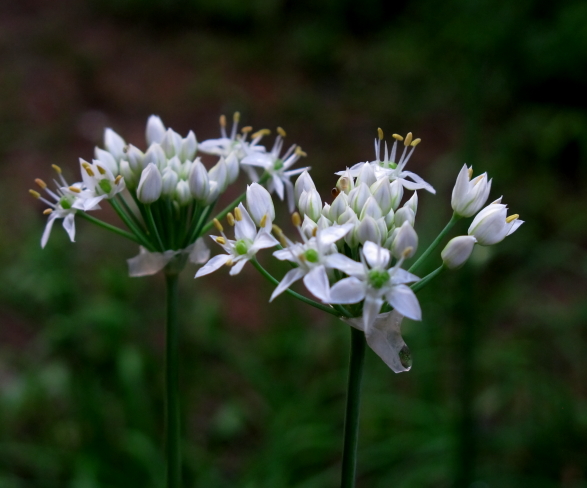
451, 164, 492, 217
198, 113, 246, 158
30, 166, 100, 248
468, 198, 523, 246
328, 241, 421, 333
392, 221, 418, 259
188, 158, 210, 202
195, 204, 278, 277
298, 188, 322, 222
441, 235, 477, 269
241, 131, 309, 212
336, 131, 435, 194
137, 163, 163, 204
246, 183, 275, 227
78, 158, 125, 204
271, 223, 354, 302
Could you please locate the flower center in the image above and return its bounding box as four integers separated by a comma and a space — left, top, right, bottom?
379, 161, 397, 170
59, 196, 73, 210
368, 269, 390, 289
304, 249, 319, 263
235, 239, 249, 255
274, 158, 284, 170
99, 179, 112, 194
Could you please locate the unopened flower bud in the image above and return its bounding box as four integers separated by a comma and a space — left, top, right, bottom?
360, 196, 383, 220
338, 206, 357, 225
126, 144, 145, 172
370, 178, 393, 214
161, 129, 182, 158
161, 168, 179, 197
246, 183, 275, 226
119, 160, 137, 189
295, 170, 316, 204
392, 221, 418, 259
167, 156, 181, 173
390, 180, 404, 211
452, 164, 492, 217
205, 181, 220, 205
336, 173, 354, 194
174, 180, 191, 206
144, 144, 167, 171
356, 216, 381, 245
179, 131, 197, 162
104, 128, 125, 160
94, 147, 118, 174
441, 235, 477, 269
384, 209, 395, 228
225, 152, 239, 184
209, 157, 229, 192
188, 158, 210, 202
405, 192, 418, 215
394, 206, 415, 227
349, 183, 371, 214
317, 215, 332, 231
301, 215, 317, 239
299, 189, 322, 222
356, 163, 376, 187
329, 192, 349, 221
468, 203, 523, 246
137, 163, 162, 204
146, 115, 166, 146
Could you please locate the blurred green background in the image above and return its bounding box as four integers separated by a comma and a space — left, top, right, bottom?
1, 0, 586, 486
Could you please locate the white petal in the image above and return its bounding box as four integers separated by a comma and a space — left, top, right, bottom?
188, 238, 210, 264
362, 295, 384, 334
273, 248, 296, 261
386, 284, 422, 321
234, 204, 257, 241
400, 171, 436, 194
363, 241, 390, 269
251, 231, 279, 252
270, 268, 305, 302
229, 258, 248, 275
241, 153, 272, 168
41, 212, 59, 248
62, 213, 76, 242
195, 254, 231, 278
391, 268, 420, 285
329, 277, 366, 304
303, 265, 331, 302
364, 310, 412, 373
507, 219, 524, 236
318, 223, 354, 246
324, 254, 364, 277
272, 174, 285, 200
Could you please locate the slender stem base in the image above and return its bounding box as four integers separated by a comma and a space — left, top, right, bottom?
340, 327, 366, 488
165, 272, 181, 488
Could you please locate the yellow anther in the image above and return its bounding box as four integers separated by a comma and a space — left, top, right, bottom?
298, 254, 306, 262
404, 132, 413, 146
29, 189, 41, 199
43, 208, 53, 215
312, 227, 317, 237
505, 214, 519, 223
114, 175, 123, 184
272, 224, 283, 235
295, 146, 307, 157
252, 128, 271, 139
259, 214, 268, 228
96, 165, 106, 175
226, 212, 235, 226
213, 218, 223, 232
233, 111, 240, 122
241, 126, 253, 133
377, 127, 384, 140
226, 259, 233, 266
278, 234, 288, 247
220, 115, 226, 127
234, 207, 242, 221
292, 212, 302, 227
392, 134, 404, 141
410, 138, 421, 147
277, 127, 286, 137
69, 186, 81, 193
84, 166, 95, 177
216, 236, 226, 245
35, 178, 47, 189
402, 247, 414, 258
52, 164, 62, 173
468, 167, 473, 179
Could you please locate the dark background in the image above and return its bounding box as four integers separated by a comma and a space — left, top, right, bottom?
1, 0, 586, 486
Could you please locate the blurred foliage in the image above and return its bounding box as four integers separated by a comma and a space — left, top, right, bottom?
1, 0, 587, 486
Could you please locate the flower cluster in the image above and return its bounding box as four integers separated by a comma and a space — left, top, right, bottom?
198, 128, 523, 371
29, 114, 307, 271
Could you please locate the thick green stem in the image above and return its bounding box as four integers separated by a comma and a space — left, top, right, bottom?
165, 272, 181, 488
408, 213, 461, 274
145, 204, 165, 251
411, 265, 445, 293
340, 327, 366, 488
77, 211, 141, 244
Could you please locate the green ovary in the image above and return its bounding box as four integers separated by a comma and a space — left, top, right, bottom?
368, 269, 390, 289
235, 240, 249, 255
60, 197, 72, 210
304, 249, 319, 263
99, 179, 112, 194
